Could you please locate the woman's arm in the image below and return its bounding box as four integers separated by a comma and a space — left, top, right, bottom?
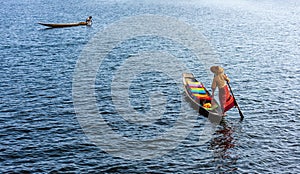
223, 74, 230, 83
211, 77, 217, 95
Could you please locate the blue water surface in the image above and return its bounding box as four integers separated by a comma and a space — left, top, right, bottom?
0, 0, 299, 173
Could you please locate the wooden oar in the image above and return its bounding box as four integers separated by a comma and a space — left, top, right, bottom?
227, 81, 244, 120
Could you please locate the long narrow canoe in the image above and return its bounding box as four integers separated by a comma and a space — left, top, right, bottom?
38, 22, 89, 28
182, 73, 222, 117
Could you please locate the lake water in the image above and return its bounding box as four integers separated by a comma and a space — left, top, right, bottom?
1, 0, 299, 173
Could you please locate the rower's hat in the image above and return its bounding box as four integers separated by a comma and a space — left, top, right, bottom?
210, 66, 224, 74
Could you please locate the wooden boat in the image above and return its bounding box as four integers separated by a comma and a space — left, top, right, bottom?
182, 73, 222, 117
38, 21, 90, 28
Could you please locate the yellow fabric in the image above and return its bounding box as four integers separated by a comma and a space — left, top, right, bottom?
193, 94, 209, 97
203, 103, 211, 108
190, 87, 205, 91
187, 81, 201, 85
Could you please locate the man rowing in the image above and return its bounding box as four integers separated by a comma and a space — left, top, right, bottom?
86, 16, 92, 26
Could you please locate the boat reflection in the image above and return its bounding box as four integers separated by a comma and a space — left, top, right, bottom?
209, 121, 239, 172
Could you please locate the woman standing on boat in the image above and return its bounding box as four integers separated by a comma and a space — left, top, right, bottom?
210, 66, 232, 116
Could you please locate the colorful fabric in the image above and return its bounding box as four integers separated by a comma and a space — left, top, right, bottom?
189, 84, 202, 88
190, 88, 206, 94
187, 81, 213, 108
203, 103, 211, 108
193, 94, 211, 100
188, 81, 203, 88
188, 81, 201, 85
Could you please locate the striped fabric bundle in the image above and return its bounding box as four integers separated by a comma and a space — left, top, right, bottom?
187, 81, 211, 101
187, 81, 203, 88
190, 87, 206, 94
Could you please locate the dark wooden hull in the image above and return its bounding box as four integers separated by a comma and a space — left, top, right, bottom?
38, 22, 88, 28
182, 73, 222, 117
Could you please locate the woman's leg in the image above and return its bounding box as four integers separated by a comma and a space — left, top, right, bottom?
219, 87, 226, 114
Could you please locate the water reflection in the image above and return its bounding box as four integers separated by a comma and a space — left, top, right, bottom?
209, 120, 239, 172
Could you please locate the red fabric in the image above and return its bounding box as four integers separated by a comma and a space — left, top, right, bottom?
219, 85, 235, 113
195, 95, 211, 101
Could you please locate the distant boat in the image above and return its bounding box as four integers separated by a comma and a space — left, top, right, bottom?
38, 21, 90, 28
38, 16, 92, 28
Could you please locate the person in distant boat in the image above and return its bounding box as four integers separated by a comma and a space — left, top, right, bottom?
86, 16, 92, 25
210, 66, 231, 116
